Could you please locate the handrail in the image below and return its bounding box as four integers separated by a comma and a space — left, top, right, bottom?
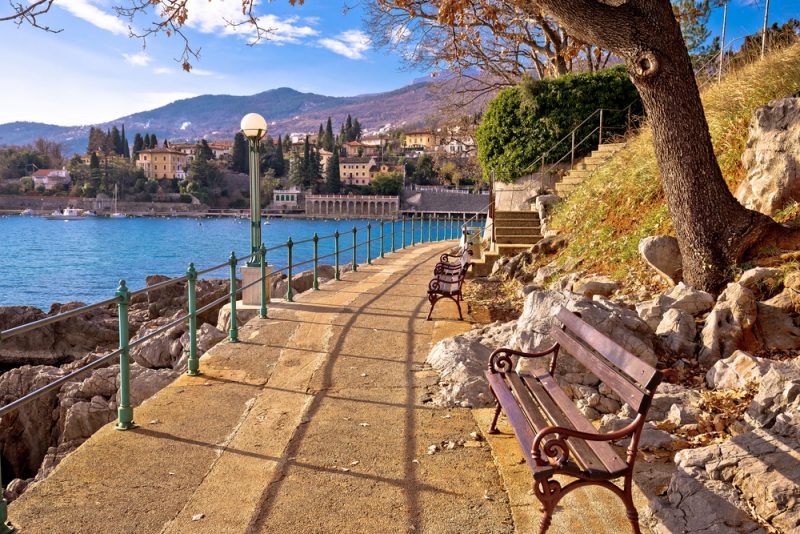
0, 213, 475, 527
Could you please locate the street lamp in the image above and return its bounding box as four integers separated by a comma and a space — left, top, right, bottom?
241, 112, 267, 265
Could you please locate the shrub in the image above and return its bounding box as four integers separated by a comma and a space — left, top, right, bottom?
476, 66, 643, 182
179, 193, 193, 204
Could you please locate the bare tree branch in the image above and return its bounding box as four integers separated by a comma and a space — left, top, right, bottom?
1, 0, 61, 32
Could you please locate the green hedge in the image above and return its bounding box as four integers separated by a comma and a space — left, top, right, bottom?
476, 66, 642, 183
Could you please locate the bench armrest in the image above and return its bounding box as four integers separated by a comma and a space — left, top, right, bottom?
428, 276, 463, 292
530, 415, 644, 466
488, 346, 558, 373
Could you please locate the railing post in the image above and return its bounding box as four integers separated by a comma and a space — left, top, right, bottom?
367, 223, 372, 264
228, 252, 239, 342
187, 263, 200, 376
427, 214, 433, 243
571, 130, 576, 170
0, 461, 11, 534
401, 217, 406, 249
312, 233, 319, 290
380, 220, 385, 258
411, 215, 415, 247
391, 219, 396, 252
334, 230, 341, 280
447, 215, 452, 240
352, 226, 358, 272
286, 238, 294, 302
259, 244, 267, 318
115, 280, 135, 430
599, 108, 604, 145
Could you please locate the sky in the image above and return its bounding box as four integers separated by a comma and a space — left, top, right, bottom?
0, 0, 796, 127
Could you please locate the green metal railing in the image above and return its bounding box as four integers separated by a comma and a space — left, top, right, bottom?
0, 213, 489, 531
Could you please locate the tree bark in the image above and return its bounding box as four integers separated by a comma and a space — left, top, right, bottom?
528, 0, 796, 293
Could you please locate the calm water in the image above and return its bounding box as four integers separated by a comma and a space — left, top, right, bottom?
0, 215, 462, 309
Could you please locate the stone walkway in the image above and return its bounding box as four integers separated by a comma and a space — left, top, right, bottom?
9, 243, 514, 533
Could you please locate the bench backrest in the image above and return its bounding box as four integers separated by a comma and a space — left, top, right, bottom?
550, 307, 661, 415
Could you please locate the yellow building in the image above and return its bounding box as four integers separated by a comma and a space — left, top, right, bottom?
135, 148, 188, 179
403, 130, 436, 150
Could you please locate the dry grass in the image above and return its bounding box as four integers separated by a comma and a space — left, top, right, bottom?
549, 44, 800, 288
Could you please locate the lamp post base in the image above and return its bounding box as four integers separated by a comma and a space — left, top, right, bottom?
240, 265, 272, 306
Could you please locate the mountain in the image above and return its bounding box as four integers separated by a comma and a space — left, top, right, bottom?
0, 82, 476, 155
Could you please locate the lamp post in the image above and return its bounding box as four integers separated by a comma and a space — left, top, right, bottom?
241, 113, 268, 265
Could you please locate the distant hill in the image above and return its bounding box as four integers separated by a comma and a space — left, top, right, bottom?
0, 83, 481, 155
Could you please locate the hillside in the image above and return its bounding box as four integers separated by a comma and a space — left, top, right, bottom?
0, 82, 465, 155
547, 44, 800, 289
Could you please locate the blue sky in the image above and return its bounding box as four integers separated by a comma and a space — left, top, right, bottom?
0, 0, 796, 126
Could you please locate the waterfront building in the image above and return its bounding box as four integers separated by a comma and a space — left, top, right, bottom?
340, 157, 375, 186
304, 194, 399, 218
31, 168, 71, 190
135, 148, 188, 180
272, 187, 302, 211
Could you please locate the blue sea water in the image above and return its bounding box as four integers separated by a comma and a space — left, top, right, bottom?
0, 215, 462, 309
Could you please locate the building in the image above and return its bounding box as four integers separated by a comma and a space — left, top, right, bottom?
403, 130, 437, 150
272, 188, 302, 211
436, 136, 476, 156
319, 149, 334, 174
135, 148, 189, 180
31, 169, 71, 191
340, 157, 375, 186
304, 194, 399, 218
343, 141, 379, 157
208, 141, 233, 160
170, 143, 197, 164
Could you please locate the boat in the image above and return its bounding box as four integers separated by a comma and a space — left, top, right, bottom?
45, 208, 85, 220
20, 208, 34, 216
110, 184, 126, 218
84, 210, 97, 217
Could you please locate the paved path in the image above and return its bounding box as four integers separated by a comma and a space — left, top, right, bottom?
9, 243, 513, 534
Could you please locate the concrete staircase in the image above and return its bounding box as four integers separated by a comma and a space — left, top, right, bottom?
555, 142, 626, 197
471, 210, 542, 276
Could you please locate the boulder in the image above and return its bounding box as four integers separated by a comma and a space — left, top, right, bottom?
754, 302, 800, 351
216, 305, 259, 333
636, 283, 714, 332
638, 235, 682, 286
734, 96, 800, 216
698, 283, 759, 366
745, 360, 800, 428
572, 276, 620, 298
764, 271, 800, 314
530, 234, 568, 256
655, 308, 697, 356
706, 350, 774, 389
738, 267, 784, 298
533, 264, 559, 285
647, 383, 702, 422
130, 315, 187, 369
0, 306, 57, 365
196, 323, 227, 354
425, 334, 493, 407
317, 264, 336, 280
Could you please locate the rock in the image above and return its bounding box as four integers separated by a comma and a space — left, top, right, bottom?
196, 323, 226, 354
289, 270, 315, 294
572, 276, 620, 298
535, 194, 561, 229
216, 305, 259, 333
426, 334, 494, 407
530, 234, 568, 256
49, 302, 118, 358
655, 308, 697, 356
765, 271, 800, 314
470, 321, 516, 350
667, 403, 700, 427
533, 264, 559, 285
706, 350, 774, 389
754, 302, 800, 351
639, 235, 683, 286
738, 267, 783, 298
745, 360, 800, 428
698, 283, 759, 366
552, 272, 582, 293
0, 306, 57, 365
59, 395, 116, 442
317, 264, 336, 280
636, 283, 714, 332
127, 364, 178, 406
648, 383, 701, 422
130, 314, 186, 369
734, 96, 800, 216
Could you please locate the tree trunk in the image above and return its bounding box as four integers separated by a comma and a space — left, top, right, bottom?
529, 0, 795, 293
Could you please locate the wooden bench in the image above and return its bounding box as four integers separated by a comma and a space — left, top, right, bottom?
485, 307, 662, 534
426, 249, 472, 321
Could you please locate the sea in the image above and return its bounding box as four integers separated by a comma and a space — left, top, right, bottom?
0, 215, 463, 309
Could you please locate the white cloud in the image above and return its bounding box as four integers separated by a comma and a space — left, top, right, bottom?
58, 0, 129, 36
123, 51, 151, 67
318, 30, 371, 60
184, 0, 318, 44
153, 67, 172, 75
190, 68, 215, 76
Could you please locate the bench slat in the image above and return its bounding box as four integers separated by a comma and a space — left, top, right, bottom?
556, 308, 659, 390
485, 371, 539, 477
550, 327, 647, 412
532, 372, 628, 475
507, 373, 608, 476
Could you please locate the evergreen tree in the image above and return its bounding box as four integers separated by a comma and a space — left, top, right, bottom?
231, 132, 248, 173
124, 139, 130, 159
353, 118, 362, 141
317, 124, 324, 147
143, 133, 151, 150
273, 137, 285, 176
345, 114, 353, 142
150, 134, 158, 148
282, 134, 291, 153
301, 135, 311, 188
89, 151, 100, 169
288, 153, 303, 188
325, 149, 341, 194
163, 138, 169, 148
132, 133, 143, 159
111, 126, 122, 155
324, 117, 334, 151
196, 139, 213, 162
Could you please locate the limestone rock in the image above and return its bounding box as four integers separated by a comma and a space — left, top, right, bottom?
130, 314, 186, 369
426, 335, 493, 407
738, 267, 783, 298
735, 96, 800, 216
535, 194, 561, 229
533, 264, 559, 285
636, 283, 714, 332
656, 308, 697, 356
754, 302, 800, 351
648, 383, 701, 422
196, 323, 226, 354
572, 276, 619, 298
765, 271, 800, 313
0, 306, 57, 365
698, 283, 759, 366
706, 350, 774, 389
216, 305, 259, 333
530, 234, 568, 256
638, 235, 683, 285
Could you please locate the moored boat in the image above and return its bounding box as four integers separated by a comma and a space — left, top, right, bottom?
45, 208, 85, 220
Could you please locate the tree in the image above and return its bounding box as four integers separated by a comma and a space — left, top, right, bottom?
143, 133, 151, 150
324, 117, 335, 151
89, 151, 99, 169
111, 126, 122, 155
288, 153, 303, 188
150, 134, 158, 149
317, 124, 324, 147
273, 137, 285, 176
352, 119, 362, 141
412, 154, 436, 185
231, 132, 248, 173
196, 139, 213, 161
370, 173, 403, 195
132, 134, 143, 159
345, 115, 353, 142
326, 149, 341, 194
121, 125, 129, 158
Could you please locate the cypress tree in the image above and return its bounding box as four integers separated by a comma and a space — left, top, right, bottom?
326, 149, 341, 194
353, 118, 362, 141
150, 134, 158, 148
302, 135, 311, 188
133, 133, 143, 159
345, 115, 353, 142
143, 134, 151, 149
163, 138, 169, 148
317, 124, 324, 148
124, 139, 130, 159
197, 139, 213, 162
231, 132, 248, 173
274, 137, 285, 176
89, 151, 100, 169
324, 117, 334, 151
111, 126, 122, 155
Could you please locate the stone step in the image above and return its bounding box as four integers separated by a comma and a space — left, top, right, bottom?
495, 226, 542, 235
494, 210, 539, 219
495, 235, 542, 245
496, 243, 539, 255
